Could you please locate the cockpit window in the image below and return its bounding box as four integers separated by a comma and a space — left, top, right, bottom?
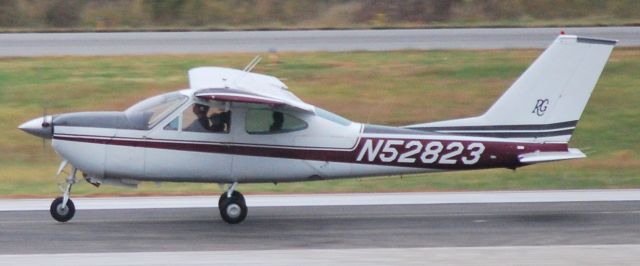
164, 116, 179, 131
182, 102, 231, 133
246, 108, 307, 134
125, 92, 187, 129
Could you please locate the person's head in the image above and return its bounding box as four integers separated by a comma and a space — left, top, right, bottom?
193, 104, 209, 117
272, 111, 284, 124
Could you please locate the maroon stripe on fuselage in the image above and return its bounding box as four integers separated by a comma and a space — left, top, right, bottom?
53, 134, 567, 170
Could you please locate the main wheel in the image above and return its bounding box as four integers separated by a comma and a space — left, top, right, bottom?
50, 197, 75, 222
218, 191, 245, 208
219, 191, 247, 224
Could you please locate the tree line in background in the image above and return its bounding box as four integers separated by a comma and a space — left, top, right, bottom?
0, 0, 638, 30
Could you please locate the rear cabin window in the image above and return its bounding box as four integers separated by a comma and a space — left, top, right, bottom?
245, 109, 307, 134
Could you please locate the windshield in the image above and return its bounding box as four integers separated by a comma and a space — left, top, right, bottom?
125, 92, 187, 129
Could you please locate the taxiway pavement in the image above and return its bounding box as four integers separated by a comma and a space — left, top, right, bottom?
0, 27, 638, 56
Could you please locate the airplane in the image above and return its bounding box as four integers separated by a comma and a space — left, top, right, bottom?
19, 34, 616, 224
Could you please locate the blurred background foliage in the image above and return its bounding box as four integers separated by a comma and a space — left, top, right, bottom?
0, 0, 638, 31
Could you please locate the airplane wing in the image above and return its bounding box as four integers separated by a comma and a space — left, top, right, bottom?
189, 67, 315, 113
194, 88, 315, 113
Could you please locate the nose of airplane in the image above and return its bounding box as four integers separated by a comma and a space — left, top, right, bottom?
19, 116, 53, 139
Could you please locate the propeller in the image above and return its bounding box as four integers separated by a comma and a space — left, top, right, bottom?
42, 107, 48, 151
18, 106, 54, 155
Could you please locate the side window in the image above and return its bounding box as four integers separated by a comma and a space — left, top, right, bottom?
163, 116, 179, 131
182, 102, 231, 133
246, 108, 307, 134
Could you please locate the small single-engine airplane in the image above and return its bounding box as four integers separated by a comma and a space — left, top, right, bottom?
19, 34, 615, 224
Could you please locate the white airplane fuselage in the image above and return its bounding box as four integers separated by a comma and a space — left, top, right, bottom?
49, 92, 568, 185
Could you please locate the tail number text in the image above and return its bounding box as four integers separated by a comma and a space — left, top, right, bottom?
356, 139, 485, 165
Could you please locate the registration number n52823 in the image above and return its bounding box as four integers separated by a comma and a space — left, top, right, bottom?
355, 139, 485, 165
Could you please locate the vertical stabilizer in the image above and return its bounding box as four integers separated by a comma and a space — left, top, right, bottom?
407, 35, 616, 143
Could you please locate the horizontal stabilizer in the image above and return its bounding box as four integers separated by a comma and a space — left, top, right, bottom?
518, 148, 586, 164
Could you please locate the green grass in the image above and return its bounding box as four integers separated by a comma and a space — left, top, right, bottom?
0, 48, 638, 197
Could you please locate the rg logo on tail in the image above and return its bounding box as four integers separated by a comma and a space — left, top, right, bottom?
532, 99, 549, 116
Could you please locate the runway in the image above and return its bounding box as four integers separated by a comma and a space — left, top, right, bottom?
3, 201, 640, 253
1, 191, 639, 265
0, 27, 638, 56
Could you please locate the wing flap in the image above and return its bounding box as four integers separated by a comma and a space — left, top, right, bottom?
518, 148, 586, 164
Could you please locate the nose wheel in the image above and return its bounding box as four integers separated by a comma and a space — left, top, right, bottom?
50, 196, 75, 222
50, 167, 77, 222
218, 182, 247, 224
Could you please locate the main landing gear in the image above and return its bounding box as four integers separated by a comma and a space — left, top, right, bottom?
218, 182, 247, 224
50, 167, 77, 222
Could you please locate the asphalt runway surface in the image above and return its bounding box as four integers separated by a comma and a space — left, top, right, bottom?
2, 192, 640, 264
0, 27, 638, 56
1, 201, 639, 254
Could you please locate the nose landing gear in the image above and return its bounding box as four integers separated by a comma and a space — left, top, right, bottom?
218, 182, 247, 224
50, 167, 77, 222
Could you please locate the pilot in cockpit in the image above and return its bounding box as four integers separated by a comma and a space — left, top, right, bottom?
184, 103, 231, 133
184, 104, 212, 132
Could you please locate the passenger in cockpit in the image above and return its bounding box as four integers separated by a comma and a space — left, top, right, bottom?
270, 111, 284, 132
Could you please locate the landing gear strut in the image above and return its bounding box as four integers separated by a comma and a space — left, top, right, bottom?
50, 167, 77, 222
218, 182, 247, 224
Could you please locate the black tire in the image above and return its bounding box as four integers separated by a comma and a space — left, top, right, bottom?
219, 192, 247, 224
218, 190, 245, 208
50, 196, 75, 222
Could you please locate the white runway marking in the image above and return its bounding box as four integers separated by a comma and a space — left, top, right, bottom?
1, 189, 640, 211
3, 245, 639, 266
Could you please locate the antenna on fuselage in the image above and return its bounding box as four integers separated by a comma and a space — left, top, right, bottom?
243, 55, 262, 72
